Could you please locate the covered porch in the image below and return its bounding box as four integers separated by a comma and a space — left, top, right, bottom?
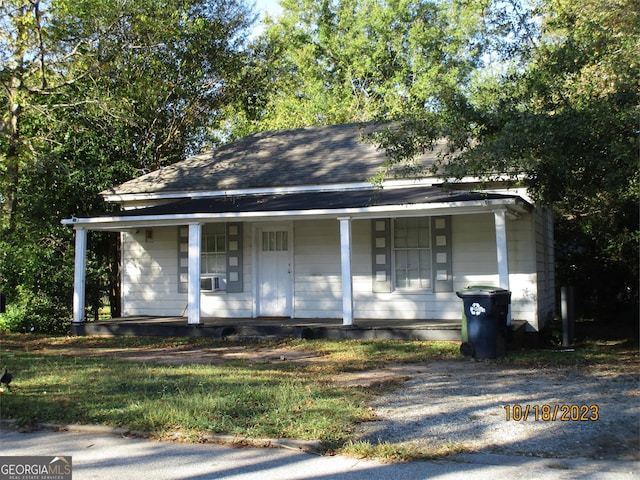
64, 186, 531, 330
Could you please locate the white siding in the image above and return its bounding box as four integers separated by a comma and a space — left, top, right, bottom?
505, 212, 539, 328
121, 225, 255, 318
120, 212, 546, 327
121, 227, 185, 317
451, 212, 542, 328
293, 220, 342, 317
452, 213, 501, 289
290, 215, 541, 323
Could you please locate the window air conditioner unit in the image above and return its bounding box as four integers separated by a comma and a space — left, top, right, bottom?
200, 276, 220, 292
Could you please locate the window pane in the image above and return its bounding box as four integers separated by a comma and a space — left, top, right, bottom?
262, 231, 288, 251
202, 224, 225, 253
395, 232, 408, 248
201, 253, 226, 275
201, 224, 227, 277
407, 227, 418, 247
418, 225, 428, 247
280, 231, 288, 250
393, 217, 431, 290
396, 250, 407, 269
420, 250, 431, 288
216, 254, 226, 272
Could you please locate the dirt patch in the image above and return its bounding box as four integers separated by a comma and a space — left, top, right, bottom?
331, 365, 429, 388
32, 343, 334, 366
49, 344, 427, 387
124, 345, 335, 365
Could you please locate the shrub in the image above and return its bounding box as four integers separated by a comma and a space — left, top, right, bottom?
0, 287, 70, 334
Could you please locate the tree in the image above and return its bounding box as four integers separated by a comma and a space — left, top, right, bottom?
0, 0, 255, 329
224, 0, 488, 138
387, 0, 640, 319
236, 0, 638, 320
1, 0, 254, 223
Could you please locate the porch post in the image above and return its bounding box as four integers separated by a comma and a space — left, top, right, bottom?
338, 217, 354, 326
494, 209, 509, 289
494, 209, 511, 325
72, 227, 88, 323
187, 223, 202, 325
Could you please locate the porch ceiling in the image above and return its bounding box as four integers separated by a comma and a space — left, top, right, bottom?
63, 186, 531, 230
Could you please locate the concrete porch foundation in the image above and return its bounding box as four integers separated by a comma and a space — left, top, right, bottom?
71, 317, 464, 341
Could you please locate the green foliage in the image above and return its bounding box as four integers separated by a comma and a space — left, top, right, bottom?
0, 287, 70, 334
376, 0, 639, 317
506, 1, 637, 316
0, 214, 75, 334
0, 0, 257, 327
233, 0, 638, 316
340, 439, 469, 461
225, 0, 487, 137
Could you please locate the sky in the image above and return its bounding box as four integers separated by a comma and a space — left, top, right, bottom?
250, 0, 283, 37
253, 0, 283, 19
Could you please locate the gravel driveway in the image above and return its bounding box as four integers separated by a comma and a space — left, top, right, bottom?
354, 358, 639, 460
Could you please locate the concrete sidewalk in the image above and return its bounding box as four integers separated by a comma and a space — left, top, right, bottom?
1, 429, 637, 480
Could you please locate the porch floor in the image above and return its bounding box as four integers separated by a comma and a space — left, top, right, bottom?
71, 317, 463, 341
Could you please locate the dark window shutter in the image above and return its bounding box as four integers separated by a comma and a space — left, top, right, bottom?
371, 219, 392, 293
177, 226, 189, 293
226, 223, 243, 293
432, 216, 453, 292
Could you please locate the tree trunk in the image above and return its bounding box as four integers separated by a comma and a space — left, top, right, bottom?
108, 234, 122, 318
2, 3, 27, 234
3, 86, 22, 233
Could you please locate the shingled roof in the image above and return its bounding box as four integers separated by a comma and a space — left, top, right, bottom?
103, 122, 441, 197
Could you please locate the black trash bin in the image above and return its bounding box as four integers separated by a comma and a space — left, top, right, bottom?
456, 286, 511, 359
0, 292, 5, 314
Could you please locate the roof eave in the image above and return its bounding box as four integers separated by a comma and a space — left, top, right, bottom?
101, 178, 446, 204
62, 197, 530, 231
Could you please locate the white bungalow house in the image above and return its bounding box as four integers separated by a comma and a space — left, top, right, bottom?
62, 122, 555, 334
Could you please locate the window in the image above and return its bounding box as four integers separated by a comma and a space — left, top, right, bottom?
177, 223, 243, 294
393, 218, 432, 290
371, 217, 451, 294
262, 231, 288, 251
202, 224, 226, 275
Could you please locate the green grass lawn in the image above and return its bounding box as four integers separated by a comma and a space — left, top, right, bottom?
0, 333, 635, 459
0, 336, 460, 453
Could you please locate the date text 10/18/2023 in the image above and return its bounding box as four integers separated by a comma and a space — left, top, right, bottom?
504, 404, 599, 422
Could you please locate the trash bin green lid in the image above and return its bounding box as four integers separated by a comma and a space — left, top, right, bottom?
456, 285, 510, 297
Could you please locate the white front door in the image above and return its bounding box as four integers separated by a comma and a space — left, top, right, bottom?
256, 223, 292, 317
